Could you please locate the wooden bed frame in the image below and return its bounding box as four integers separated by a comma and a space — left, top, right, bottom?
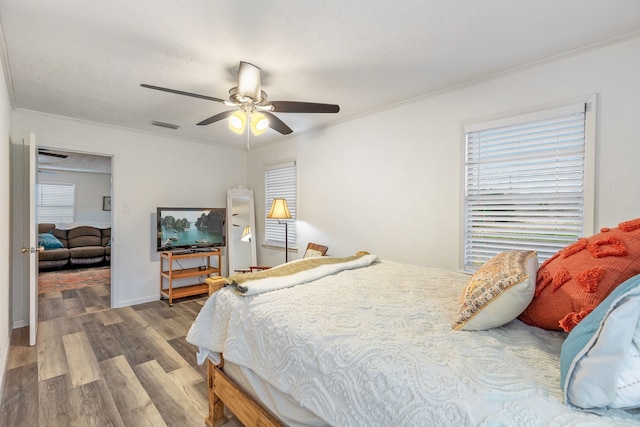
205, 277, 282, 426
206, 357, 283, 427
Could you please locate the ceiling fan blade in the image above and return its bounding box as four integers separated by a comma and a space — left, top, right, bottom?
197, 110, 235, 126
236, 62, 262, 101
264, 112, 293, 135
270, 101, 340, 114
141, 84, 226, 103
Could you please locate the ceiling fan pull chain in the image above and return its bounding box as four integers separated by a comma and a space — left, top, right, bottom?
246, 114, 251, 151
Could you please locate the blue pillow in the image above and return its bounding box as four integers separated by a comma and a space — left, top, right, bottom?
561, 273, 640, 413
38, 232, 64, 250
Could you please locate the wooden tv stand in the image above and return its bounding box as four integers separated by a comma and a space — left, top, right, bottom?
160, 249, 221, 306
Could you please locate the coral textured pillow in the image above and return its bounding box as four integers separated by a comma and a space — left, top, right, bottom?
519, 218, 640, 332
453, 250, 538, 331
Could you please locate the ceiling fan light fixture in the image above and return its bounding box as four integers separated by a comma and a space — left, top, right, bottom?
229, 111, 246, 134
250, 112, 269, 135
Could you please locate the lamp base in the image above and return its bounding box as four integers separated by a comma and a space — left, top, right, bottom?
284, 222, 288, 263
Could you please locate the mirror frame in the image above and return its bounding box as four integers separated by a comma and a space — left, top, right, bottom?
226, 186, 257, 274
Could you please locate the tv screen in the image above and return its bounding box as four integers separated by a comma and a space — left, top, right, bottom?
156, 207, 226, 252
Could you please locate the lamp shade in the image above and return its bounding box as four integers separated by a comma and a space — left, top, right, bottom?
229, 110, 269, 136
250, 112, 269, 135
267, 198, 291, 220
240, 226, 252, 242
229, 111, 246, 135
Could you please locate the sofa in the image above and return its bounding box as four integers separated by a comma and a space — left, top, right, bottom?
38, 223, 111, 271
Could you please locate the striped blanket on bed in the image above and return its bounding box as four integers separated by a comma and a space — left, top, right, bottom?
226, 253, 379, 295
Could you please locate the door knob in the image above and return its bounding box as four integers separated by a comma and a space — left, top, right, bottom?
21, 247, 44, 254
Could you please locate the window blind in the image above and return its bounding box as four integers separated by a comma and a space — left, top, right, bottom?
37, 182, 76, 223
464, 103, 586, 271
264, 161, 297, 248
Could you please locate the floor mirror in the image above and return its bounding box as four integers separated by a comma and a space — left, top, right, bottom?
227, 186, 257, 275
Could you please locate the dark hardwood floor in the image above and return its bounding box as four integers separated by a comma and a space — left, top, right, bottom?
0, 283, 229, 426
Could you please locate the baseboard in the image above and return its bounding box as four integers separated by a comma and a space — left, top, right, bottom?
112, 294, 162, 308
12, 320, 27, 329
0, 331, 8, 405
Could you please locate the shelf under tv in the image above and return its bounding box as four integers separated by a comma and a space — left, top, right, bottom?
159, 249, 221, 306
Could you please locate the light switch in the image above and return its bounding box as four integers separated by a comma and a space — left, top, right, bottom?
122, 203, 130, 213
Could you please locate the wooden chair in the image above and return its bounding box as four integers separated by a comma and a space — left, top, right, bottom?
248, 243, 328, 272
303, 242, 329, 258
249, 266, 272, 272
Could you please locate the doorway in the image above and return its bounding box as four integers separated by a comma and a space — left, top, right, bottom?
37, 148, 112, 311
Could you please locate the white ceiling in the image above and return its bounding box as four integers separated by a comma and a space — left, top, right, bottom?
37, 148, 112, 174
1, 0, 640, 153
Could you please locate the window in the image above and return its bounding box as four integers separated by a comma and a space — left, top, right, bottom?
37, 182, 76, 223
463, 102, 594, 272
264, 161, 296, 248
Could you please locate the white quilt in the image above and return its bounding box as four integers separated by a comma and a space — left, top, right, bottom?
187, 260, 640, 426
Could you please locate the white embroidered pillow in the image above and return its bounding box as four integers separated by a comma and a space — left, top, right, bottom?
453, 250, 538, 331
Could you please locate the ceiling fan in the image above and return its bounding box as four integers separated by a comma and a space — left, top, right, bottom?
141, 61, 340, 136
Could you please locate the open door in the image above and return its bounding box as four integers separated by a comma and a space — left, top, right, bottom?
21, 133, 39, 346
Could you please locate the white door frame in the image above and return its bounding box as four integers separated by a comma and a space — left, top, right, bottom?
28, 142, 116, 343
27, 133, 38, 346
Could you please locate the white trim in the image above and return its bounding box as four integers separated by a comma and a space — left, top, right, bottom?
582, 94, 597, 237
265, 159, 296, 171
464, 103, 585, 133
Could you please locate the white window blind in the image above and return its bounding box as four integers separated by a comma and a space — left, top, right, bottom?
37, 182, 76, 223
264, 161, 297, 248
464, 103, 587, 272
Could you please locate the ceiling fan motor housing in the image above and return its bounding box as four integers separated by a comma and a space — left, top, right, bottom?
236, 61, 262, 101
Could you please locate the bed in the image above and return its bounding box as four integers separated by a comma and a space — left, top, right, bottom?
187, 253, 640, 426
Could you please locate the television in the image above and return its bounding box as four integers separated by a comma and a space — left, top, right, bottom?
156, 207, 226, 252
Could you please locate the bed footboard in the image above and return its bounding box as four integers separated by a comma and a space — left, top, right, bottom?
206, 358, 283, 427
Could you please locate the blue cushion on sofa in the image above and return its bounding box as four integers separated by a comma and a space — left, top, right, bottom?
38, 232, 64, 250
561, 273, 640, 413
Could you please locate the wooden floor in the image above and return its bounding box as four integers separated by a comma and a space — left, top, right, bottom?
0, 283, 229, 426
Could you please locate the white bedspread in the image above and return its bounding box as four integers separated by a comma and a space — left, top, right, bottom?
187, 260, 640, 426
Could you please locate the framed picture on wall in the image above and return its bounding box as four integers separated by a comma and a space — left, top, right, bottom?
102, 196, 111, 211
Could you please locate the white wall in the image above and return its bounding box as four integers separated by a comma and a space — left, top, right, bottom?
38, 169, 112, 223
249, 36, 640, 270
0, 51, 12, 399
10, 112, 247, 328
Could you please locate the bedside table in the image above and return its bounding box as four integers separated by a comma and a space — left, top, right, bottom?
205, 276, 225, 295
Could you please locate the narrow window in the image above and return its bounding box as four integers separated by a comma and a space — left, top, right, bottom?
264, 161, 297, 248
